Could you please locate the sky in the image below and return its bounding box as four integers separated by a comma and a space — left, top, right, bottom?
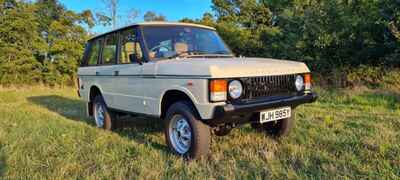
59, 0, 213, 33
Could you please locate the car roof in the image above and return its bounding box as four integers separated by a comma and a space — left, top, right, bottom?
88, 22, 216, 41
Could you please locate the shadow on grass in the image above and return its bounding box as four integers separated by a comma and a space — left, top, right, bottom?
28, 95, 168, 152
28, 95, 91, 124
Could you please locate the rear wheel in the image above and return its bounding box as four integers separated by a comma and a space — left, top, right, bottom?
92, 95, 116, 130
164, 101, 211, 159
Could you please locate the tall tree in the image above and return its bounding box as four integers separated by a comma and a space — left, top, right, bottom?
101, 0, 119, 29
0, 0, 46, 84
79, 10, 96, 33
97, 0, 140, 29
143, 11, 166, 22
0, 0, 93, 85
125, 8, 140, 25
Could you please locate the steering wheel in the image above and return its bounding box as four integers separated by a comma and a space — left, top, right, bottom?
150, 44, 171, 53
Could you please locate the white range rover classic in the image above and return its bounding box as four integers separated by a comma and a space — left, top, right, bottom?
78, 22, 317, 159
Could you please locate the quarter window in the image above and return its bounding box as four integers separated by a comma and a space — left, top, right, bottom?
120, 28, 143, 64
101, 34, 118, 64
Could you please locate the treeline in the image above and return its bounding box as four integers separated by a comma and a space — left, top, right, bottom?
0, 0, 166, 86
0, 0, 399, 87
0, 0, 93, 86
182, 0, 400, 86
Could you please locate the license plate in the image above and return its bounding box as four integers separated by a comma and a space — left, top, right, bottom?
260, 107, 291, 123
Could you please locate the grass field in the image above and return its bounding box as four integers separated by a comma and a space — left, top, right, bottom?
0, 86, 399, 179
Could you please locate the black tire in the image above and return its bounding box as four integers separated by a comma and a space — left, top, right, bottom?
251, 110, 295, 137
92, 95, 116, 130
164, 101, 211, 159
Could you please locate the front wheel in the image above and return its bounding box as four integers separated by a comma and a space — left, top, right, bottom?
164, 101, 211, 159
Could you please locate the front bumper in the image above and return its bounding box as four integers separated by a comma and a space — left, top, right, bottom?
205, 93, 318, 126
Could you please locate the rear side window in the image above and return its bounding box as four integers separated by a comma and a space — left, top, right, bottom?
101, 34, 118, 65
87, 39, 101, 66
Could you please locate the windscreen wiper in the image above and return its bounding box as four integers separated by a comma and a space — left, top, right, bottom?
212, 50, 230, 54
168, 50, 209, 59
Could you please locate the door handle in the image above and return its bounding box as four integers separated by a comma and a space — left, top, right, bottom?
114, 71, 119, 76
96, 71, 99, 75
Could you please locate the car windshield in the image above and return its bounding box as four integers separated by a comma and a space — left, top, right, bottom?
141, 25, 232, 60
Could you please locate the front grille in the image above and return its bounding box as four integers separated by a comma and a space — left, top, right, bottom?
239, 74, 297, 101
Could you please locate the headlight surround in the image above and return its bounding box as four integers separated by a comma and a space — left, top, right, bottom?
228, 80, 243, 99
295, 75, 304, 91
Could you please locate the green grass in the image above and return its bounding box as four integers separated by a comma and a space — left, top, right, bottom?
0, 86, 399, 179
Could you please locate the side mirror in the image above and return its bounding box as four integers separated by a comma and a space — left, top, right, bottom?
129, 53, 142, 65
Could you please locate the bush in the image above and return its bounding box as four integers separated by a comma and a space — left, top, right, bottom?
346, 66, 386, 88
313, 65, 399, 89
382, 70, 400, 90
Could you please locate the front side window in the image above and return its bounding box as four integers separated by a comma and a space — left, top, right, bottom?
142, 26, 232, 60
87, 39, 101, 66
120, 28, 143, 64
101, 34, 118, 64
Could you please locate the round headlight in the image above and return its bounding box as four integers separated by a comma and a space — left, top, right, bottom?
295, 75, 304, 91
228, 80, 243, 99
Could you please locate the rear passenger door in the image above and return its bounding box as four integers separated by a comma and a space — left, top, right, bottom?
96, 33, 119, 107
110, 27, 145, 113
